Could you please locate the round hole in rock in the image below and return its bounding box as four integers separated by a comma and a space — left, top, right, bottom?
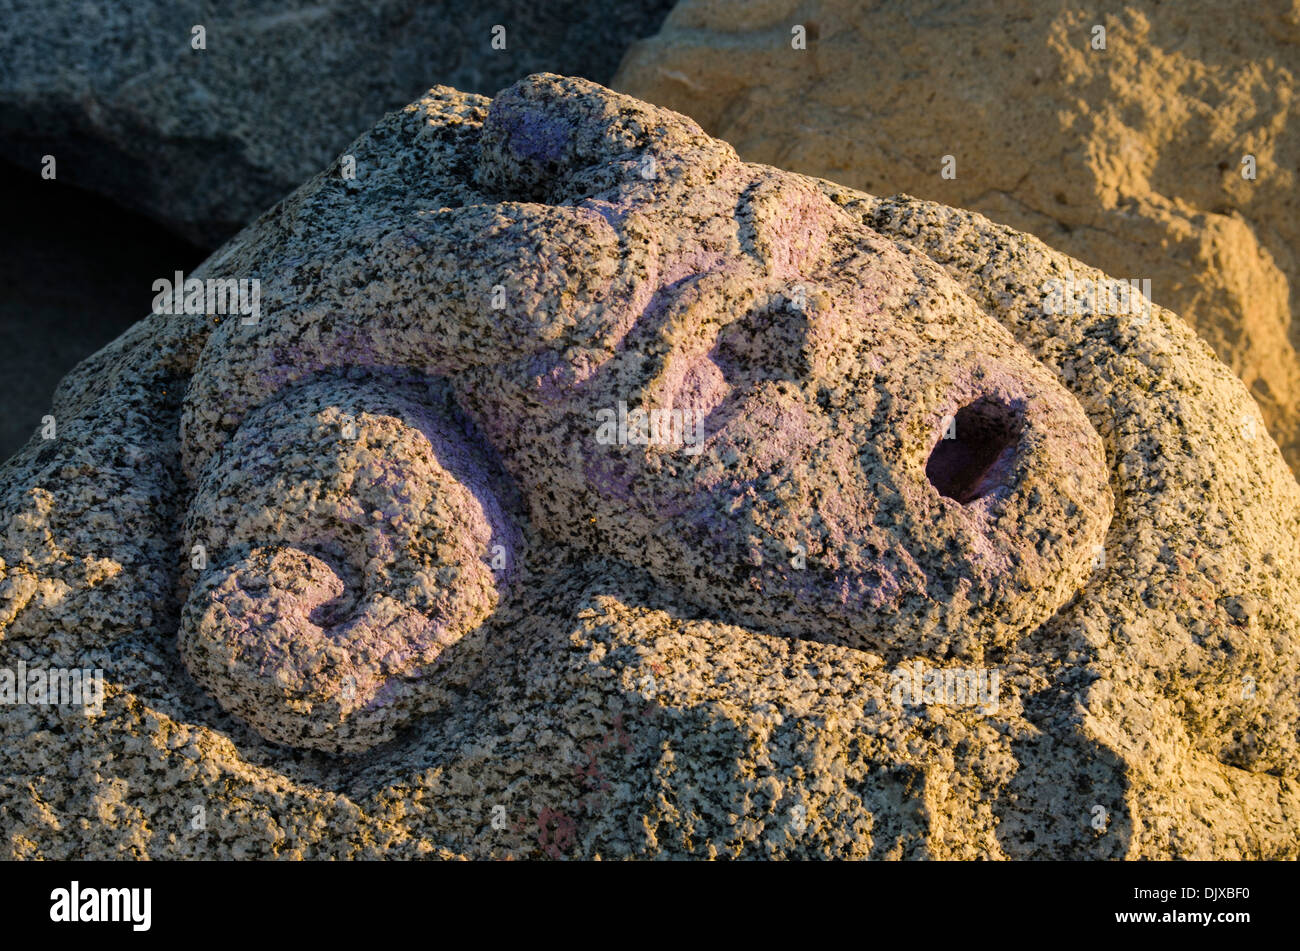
926, 396, 1025, 504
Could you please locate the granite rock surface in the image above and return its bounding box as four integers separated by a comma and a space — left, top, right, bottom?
0, 74, 1296, 858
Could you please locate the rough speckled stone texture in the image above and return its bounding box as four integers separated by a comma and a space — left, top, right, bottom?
179, 373, 518, 752
613, 0, 1300, 478
0, 75, 1297, 858
0, 0, 674, 245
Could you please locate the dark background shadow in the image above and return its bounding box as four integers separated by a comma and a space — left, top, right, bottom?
0, 157, 205, 459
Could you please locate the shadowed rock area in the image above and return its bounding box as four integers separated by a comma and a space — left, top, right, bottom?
0, 0, 675, 460
0, 0, 676, 246
0, 160, 205, 459
0, 75, 1296, 858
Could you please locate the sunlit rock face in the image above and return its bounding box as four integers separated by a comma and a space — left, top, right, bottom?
0, 75, 1297, 857
613, 0, 1300, 479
